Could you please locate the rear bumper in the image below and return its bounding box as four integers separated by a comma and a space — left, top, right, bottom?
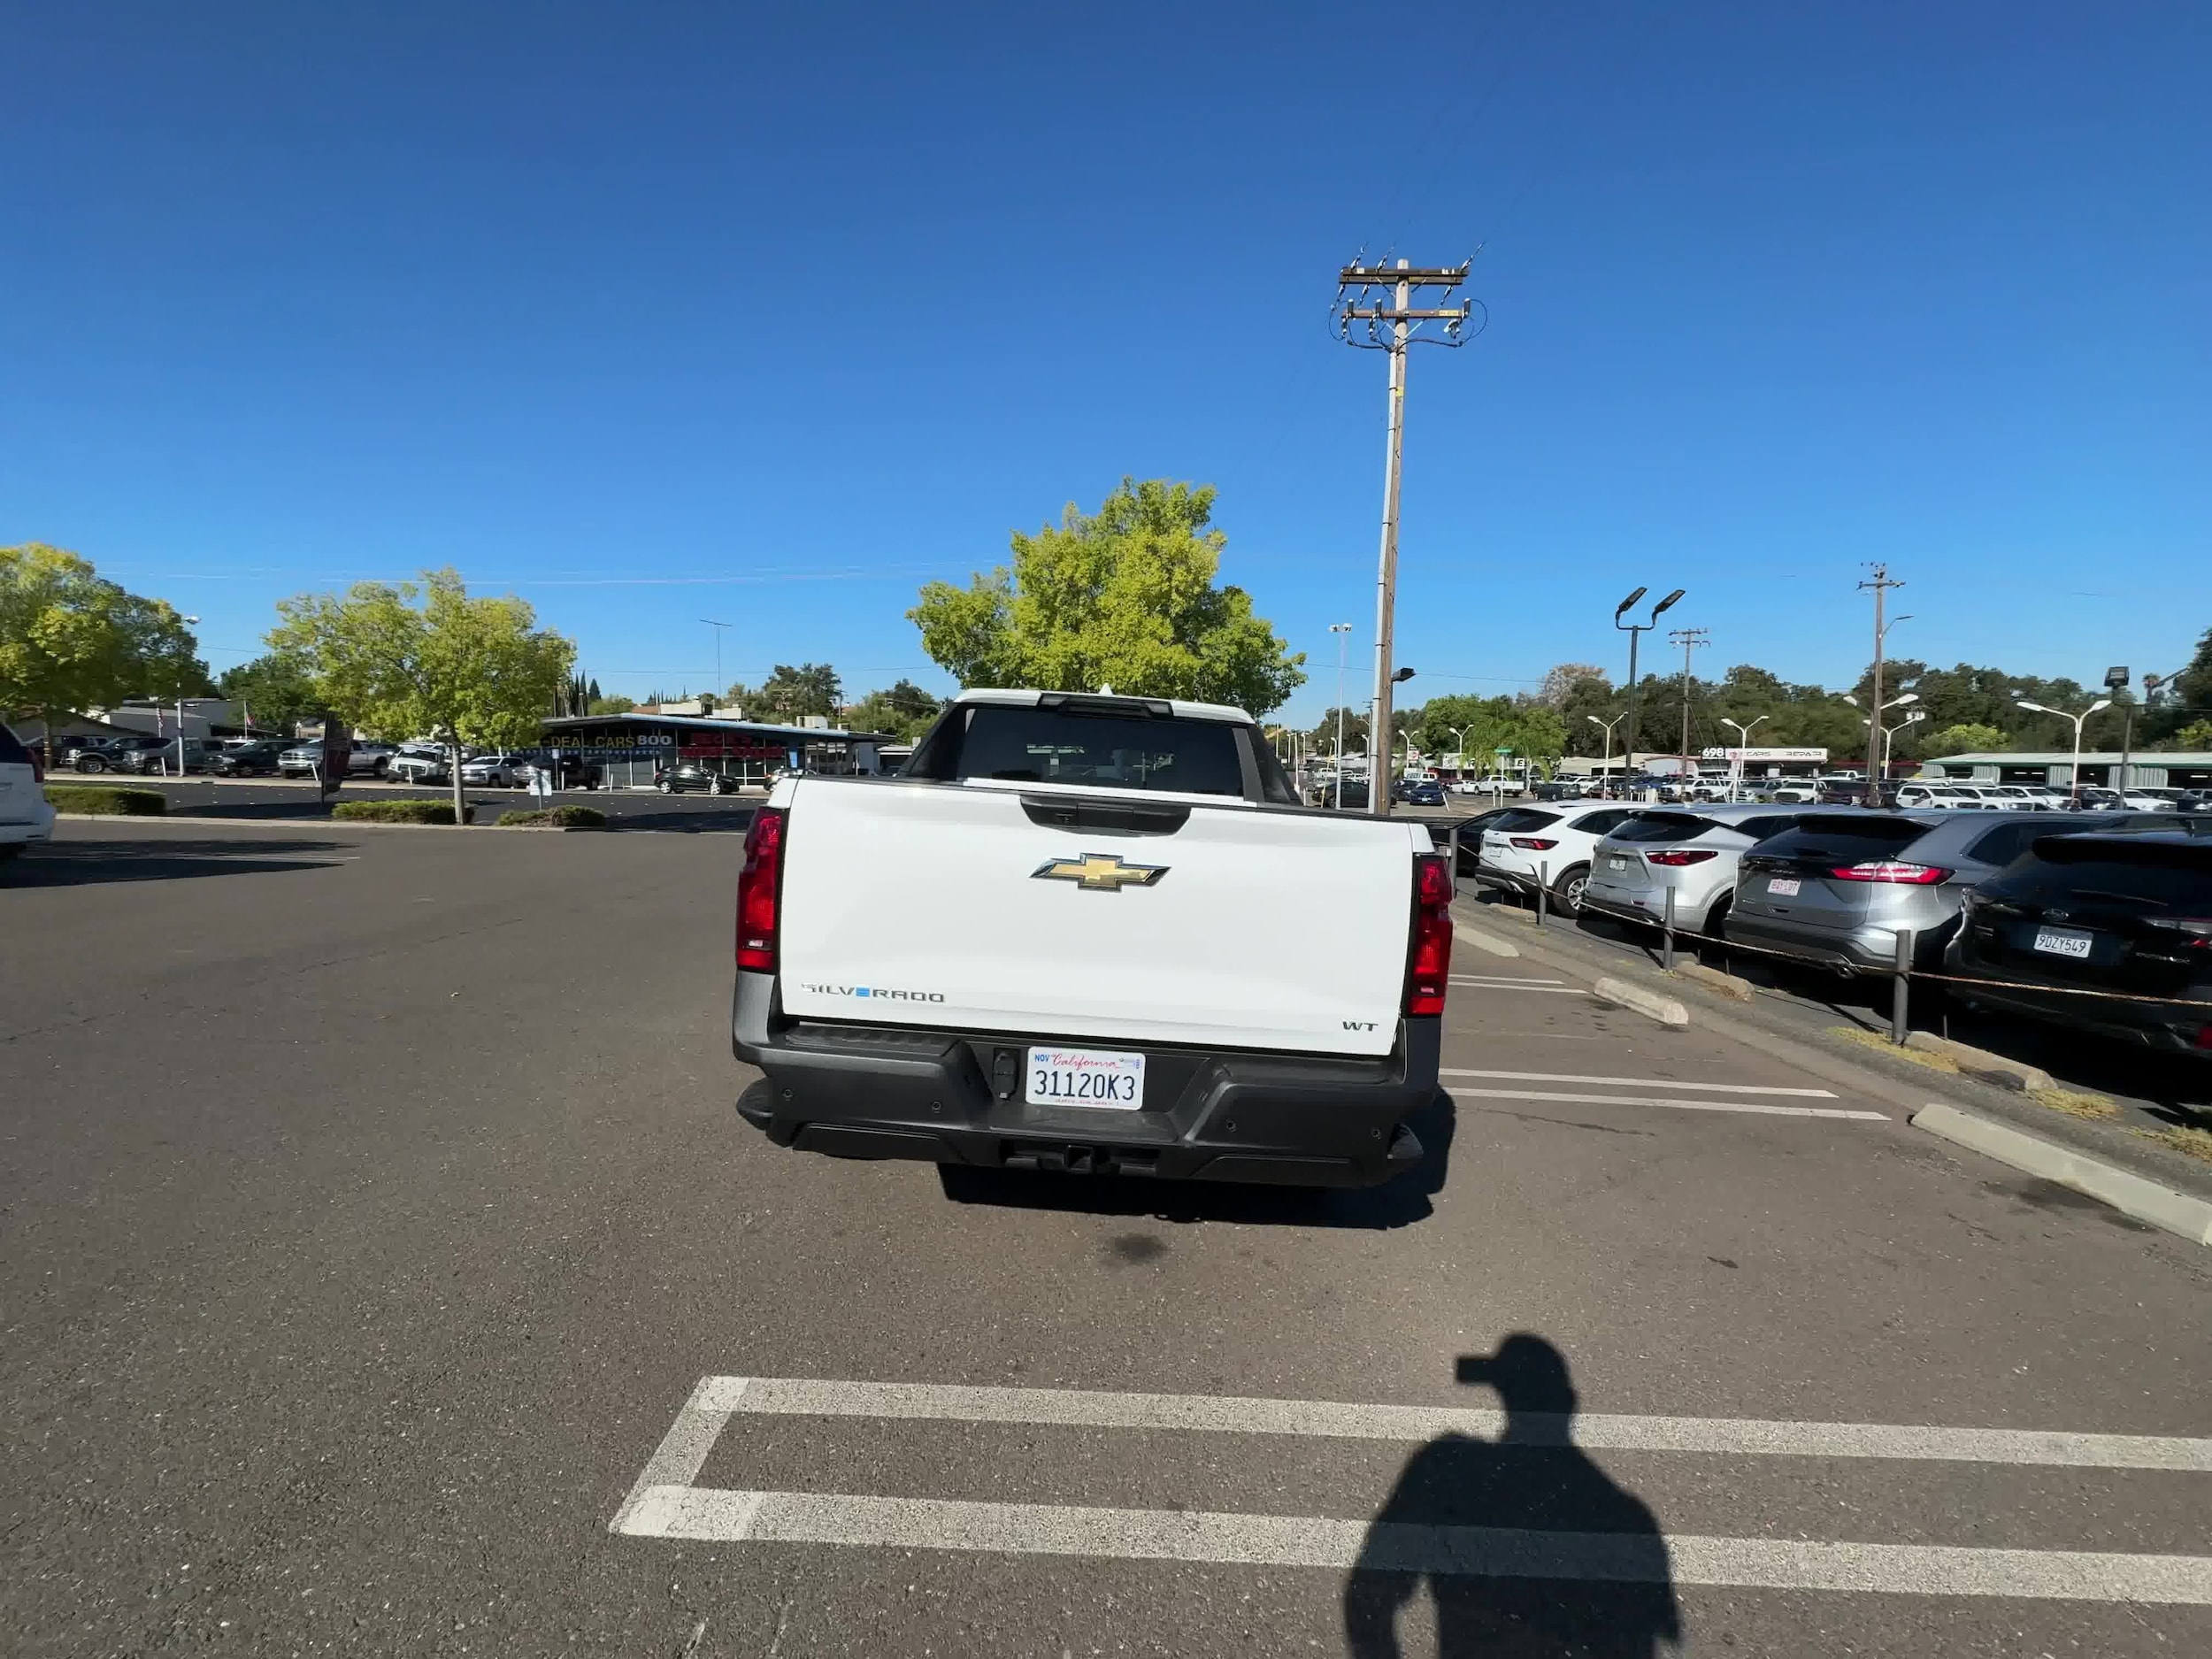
731, 972, 1439, 1187
1, 808, 58, 844
1943, 976, 2211, 1056
1724, 912, 1954, 973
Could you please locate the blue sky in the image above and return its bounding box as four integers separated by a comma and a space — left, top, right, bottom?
4, 2, 2206, 725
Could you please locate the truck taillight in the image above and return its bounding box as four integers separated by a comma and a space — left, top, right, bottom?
736, 806, 787, 972
1405, 852, 1454, 1017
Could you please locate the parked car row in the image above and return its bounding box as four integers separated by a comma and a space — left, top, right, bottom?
1471, 801, 2212, 1062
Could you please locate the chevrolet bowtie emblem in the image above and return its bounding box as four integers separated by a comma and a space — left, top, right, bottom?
1032, 852, 1169, 892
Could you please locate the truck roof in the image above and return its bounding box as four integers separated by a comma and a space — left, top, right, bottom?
949, 688, 1256, 724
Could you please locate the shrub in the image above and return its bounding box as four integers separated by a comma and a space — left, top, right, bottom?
331, 798, 472, 826
495, 805, 608, 829
43, 785, 167, 817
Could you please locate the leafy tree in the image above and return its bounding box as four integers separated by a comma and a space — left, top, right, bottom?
1923, 722, 2010, 757
267, 568, 575, 825
749, 663, 841, 724
1, 541, 206, 763
2172, 718, 2212, 750
910, 478, 1305, 715
587, 694, 636, 716
1535, 662, 1608, 708
844, 678, 942, 741
216, 653, 321, 734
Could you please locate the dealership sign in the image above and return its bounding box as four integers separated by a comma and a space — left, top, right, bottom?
1701, 746, 1828, 762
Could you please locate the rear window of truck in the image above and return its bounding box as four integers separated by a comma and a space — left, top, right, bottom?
910, 703, 1251, 797
0, 723, 34, 766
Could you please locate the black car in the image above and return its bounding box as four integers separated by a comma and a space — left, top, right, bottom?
1316, 778, 1371, 810
1945, 831, 2212, 1058
207, 741, 287, 777
654, 761, 739, 795
1393, 779, 1448, 807
71, 734, 172, 773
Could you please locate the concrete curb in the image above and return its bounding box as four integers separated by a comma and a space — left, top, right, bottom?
1669, 962, 1754, 1002
1591, 976, 1689, 1027
1911, 1102, 2212, 1248
1903, 1032, 2052, 1093
1458, 926, 1521, 959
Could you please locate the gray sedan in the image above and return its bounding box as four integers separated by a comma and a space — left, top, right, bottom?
1727, 810, 2108, 973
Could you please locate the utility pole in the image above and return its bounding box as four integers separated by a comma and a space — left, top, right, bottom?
1669, 627, 1709, 782
1338, 257, 1474, 815
1858, 565, 1905, 798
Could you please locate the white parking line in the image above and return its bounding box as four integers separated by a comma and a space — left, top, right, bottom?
1449, 979, 1587, 995
611, 1377, 2212, 1602
617, 1489, 2212, 1602
1442, 1068, 1839, 1100
681, 1377, 2212, 1467
1449, 975, 1567, 987
1455, 1087, 1886, 1121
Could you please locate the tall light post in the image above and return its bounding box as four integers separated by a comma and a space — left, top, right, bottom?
170, 615, 202, 777
1615, 587, 1685, 793
2113, 666, 2176, 794
1860, 709, 1925, 772
1837, 689, 1917, 794
1719, 714, 1769, 802
1328, 623, 1353, 782
2016, 696, 2111, 804
1586, 713, 1624, 798
701, 619, 733, 702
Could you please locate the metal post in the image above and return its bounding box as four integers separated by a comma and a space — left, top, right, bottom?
1537, 861, 1549, 928
1446, 820, 1462, 893
1369, 262, 1410, 820
1891, 927, 1915, 1044
1662, 887, 1676, 971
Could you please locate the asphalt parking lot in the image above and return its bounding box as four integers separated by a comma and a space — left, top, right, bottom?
41, 772, 761, 830
4, 819, 2208, 1656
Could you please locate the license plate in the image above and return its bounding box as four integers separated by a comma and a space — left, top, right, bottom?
1025, 1047, 1145, 1110
1765, 876, 1801, 896
2032, 927, 2093, 960
1609, 856, 1628, 871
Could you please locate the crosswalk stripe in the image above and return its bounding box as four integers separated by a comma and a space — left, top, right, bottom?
1442, 1068, 1839, 1099
694, 1377, 2212, 1469
614, 1487, 2212, 1603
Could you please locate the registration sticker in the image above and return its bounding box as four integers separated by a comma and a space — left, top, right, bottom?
1025, 1047, 1145, 1110
1766, 876, 1802, 897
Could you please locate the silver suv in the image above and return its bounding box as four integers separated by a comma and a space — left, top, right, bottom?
1584, 804, 1865, 937
1728, 810, 2109, 972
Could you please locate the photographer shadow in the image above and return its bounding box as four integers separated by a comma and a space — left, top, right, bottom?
1344, 1336, 1680, 1657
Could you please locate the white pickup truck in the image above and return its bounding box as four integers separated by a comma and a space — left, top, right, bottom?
731, 689, 1453, 1186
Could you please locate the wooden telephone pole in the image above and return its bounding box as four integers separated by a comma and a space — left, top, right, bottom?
1859, 564, 1905, 795
1337, 257, 1476, 814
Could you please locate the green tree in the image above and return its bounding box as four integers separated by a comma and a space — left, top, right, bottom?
1, 541, 205, 764
844, 679, 941, 741
1923, 722, 2009, 757
2173, 718, 2212, 749
216, 652, 321, 735
587, 694, 636, 716
910, 478, 1305, 715
748, 663, 841, 724
268, 568, 575, 825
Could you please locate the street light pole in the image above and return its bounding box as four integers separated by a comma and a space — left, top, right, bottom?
701, 619, 733, 703
1614, 587, 1685, 798
2016, 697, 2112, 804
1329, 624, 1352, 788
1586, 713, 1623, 798
1720, 714, 1769, 802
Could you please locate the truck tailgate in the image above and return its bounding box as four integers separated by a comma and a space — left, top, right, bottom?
776, 779, 1426, 1056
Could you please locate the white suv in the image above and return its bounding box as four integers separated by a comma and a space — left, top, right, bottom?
1, 721, 58, 870
1475, 803, 1642, 916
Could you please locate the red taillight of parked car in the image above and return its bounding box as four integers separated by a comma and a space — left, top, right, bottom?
1509, 836, 1559, 850
1828, 861, 1951, 885
1646, 849, 1718, 867
1404, 852, 1455, 1017
735, 806, 787, 972
2145, 918, 2212, 950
